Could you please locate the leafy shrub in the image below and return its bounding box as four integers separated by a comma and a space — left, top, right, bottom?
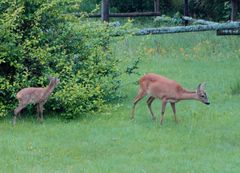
0, 0, 124, 119
153, 13, 182, 27
56, 0, 101, 14
110, 0, 171, 14
189, 0, 232, 21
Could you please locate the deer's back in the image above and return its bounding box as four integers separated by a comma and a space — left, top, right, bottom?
140, 73, 184, 99
16, 87, 46, 104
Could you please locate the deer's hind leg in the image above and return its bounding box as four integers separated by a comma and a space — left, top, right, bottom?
147, 96, 156, 120
131, 89, 147, 119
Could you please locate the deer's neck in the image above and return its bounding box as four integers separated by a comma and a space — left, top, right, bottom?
178, 89, 198, 101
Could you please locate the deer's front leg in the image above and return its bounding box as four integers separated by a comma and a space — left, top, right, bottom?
160, 98, 167, 125
170, 102, 178, 123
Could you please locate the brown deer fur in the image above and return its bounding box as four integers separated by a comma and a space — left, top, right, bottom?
132, 73, 210, 124
13, 76, 59, 125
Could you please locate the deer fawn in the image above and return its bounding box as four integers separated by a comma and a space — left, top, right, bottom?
132, 73, 210, 124
13, 76, 60, 125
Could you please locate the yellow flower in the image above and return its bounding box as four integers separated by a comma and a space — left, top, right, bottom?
179, 48, 184, 53
146, 48, 155, 55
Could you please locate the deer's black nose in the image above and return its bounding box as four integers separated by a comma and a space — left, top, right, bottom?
205, 102, 210, 105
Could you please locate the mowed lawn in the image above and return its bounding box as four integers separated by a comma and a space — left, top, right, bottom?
1, 31, 240, 173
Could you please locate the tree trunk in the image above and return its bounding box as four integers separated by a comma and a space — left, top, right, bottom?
231, 0, 238, 21
154, 0, 160, 13
184, 0, 189, 26
101, 0, 109, 22
182, 16, 218, 25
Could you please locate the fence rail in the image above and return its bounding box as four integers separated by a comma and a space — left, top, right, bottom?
89, 12, 161, 18
112, 22, 240, 36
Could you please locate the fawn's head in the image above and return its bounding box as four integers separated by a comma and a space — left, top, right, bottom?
197, 83, 210, 105
48, 76, 60, 86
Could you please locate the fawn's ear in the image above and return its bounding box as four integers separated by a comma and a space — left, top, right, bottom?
56, 78, 60, 84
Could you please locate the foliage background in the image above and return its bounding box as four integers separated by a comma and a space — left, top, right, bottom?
0, 31, 239, 173
0, 0, 239, 119
0, 0, 125, 119
76, 0, 240, 21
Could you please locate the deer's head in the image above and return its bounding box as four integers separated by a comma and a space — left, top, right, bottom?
197, 83, 210, 105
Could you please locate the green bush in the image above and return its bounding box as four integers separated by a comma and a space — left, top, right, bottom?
0, 0, 123, 119
189, 0, 232, 21
153, 13, 182, 27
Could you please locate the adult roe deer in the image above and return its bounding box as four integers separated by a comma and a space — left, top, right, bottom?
132, 73, 210, 124
13, 76, 60, 125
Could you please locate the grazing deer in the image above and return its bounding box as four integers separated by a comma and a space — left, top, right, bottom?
132, 73, 210, 125
13, 76, 60, 125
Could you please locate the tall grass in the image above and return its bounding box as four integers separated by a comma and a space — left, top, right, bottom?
1, 31, 240, 173
231, 81, 240, 95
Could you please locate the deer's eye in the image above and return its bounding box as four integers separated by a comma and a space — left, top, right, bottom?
201, 95, 205, 98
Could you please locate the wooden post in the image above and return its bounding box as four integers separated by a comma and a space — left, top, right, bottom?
101, 0, 109, 22
231, 0, 238, 21
154, 0, 160, 13
184, 0, 189, 26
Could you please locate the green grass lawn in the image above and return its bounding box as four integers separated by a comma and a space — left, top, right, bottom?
1, 31, 240, 173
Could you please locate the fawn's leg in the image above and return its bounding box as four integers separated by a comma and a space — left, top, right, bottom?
39, 103, 44, 123
13, 103, 27, 126
36, 104, 40, 121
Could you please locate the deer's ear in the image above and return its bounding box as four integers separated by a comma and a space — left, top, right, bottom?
197, 83, 201, 92
200, 82, 206, 90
